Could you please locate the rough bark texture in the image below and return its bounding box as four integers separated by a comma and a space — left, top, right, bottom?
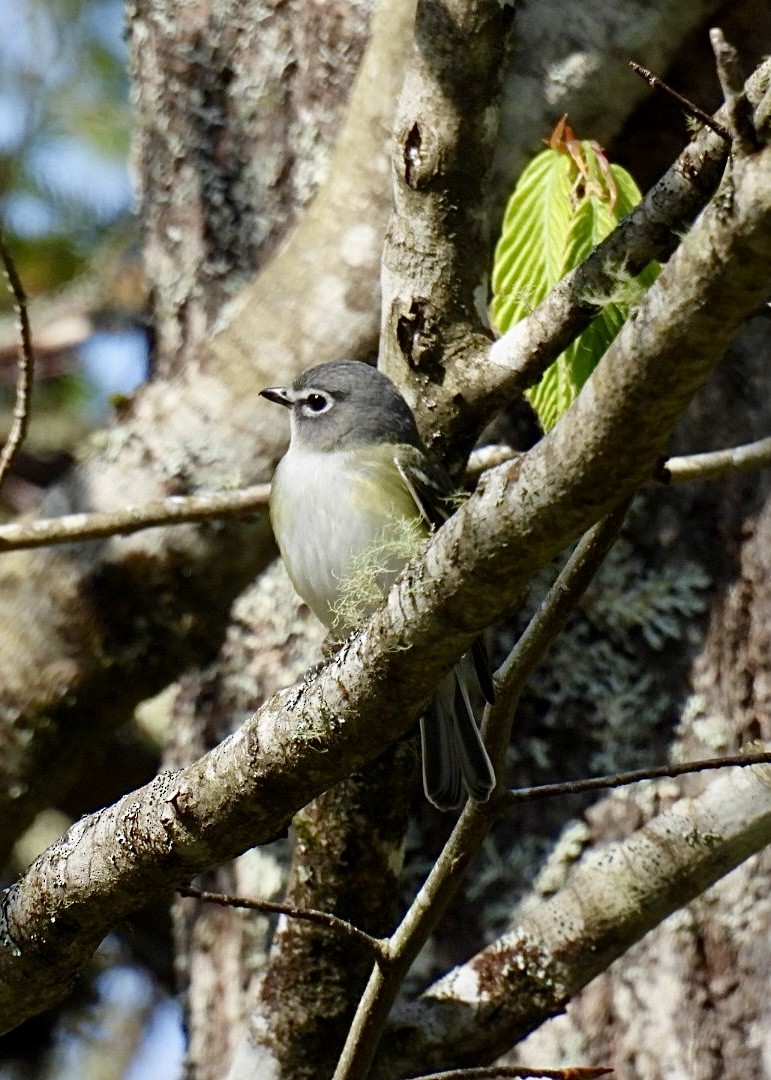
3, 0, 771, 1078
0, 0, 412, 864
252, 749, 415, 1080
379, 0, 514, 467
129, 0, 374, 374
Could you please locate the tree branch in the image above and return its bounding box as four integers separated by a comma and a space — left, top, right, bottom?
179, 886, 388, 963
710, 27, 761, 156
663, 435, 771, 483
3, 115, 771, 1040
629, 60, 730, 141
0, 484, 270, 551
376, 760, 771, 1076
503, 751, 771, 805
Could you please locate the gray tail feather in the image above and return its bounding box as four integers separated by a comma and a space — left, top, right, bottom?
420, 664, 496, 812
471, 636, 496, 705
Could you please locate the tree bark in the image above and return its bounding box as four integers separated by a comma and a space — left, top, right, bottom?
3, 2, 771, 1078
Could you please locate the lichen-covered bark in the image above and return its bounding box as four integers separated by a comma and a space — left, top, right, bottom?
4, 0, 771, 1077
0, 0, 413, 864
541, 478, 771, 1080
128, 0, 374, 375
251, 751, 414, 1080
3, 131, 771, 1041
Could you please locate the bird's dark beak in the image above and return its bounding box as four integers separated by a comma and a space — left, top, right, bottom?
260, 386, 293, 408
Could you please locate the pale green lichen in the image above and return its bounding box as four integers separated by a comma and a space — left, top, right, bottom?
580, 261, 651, 312
510, 529, 711, 775
331, 517, 427, 630
582, 539, 710, 649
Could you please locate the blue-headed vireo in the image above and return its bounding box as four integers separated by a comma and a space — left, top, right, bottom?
260, 360, 495, 811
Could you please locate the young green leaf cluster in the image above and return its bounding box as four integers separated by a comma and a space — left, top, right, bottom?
491, 134, 660, 429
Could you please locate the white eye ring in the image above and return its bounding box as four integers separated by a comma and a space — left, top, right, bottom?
299, 391, 334, 417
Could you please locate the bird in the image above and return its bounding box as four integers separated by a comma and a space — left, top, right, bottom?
260, 360, 495, 810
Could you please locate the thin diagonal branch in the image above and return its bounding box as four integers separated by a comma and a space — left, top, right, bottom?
629, 60, 730, 141
484, 502, 630, 768
0, 232, 34, 491
333, 508, 629, 1080
503, 750, 771, 805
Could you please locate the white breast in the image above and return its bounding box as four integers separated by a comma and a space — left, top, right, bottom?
271, 445, 420, 627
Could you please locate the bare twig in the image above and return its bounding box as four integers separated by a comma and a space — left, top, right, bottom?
503, 750, 771, 806
405, 1067, 612, 1080
629, 60, 730, 141
179, 886, 388, 962
0, 484, 271, 552
660, 435, 771, 484
710, 28, 761, 155
0, 233, 35, 492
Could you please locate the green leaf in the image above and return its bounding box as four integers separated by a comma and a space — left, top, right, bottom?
490, 150, 574, 331
490, 138, 660, 430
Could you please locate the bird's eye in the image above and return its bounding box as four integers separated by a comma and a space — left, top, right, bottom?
302, 392, 332, 415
